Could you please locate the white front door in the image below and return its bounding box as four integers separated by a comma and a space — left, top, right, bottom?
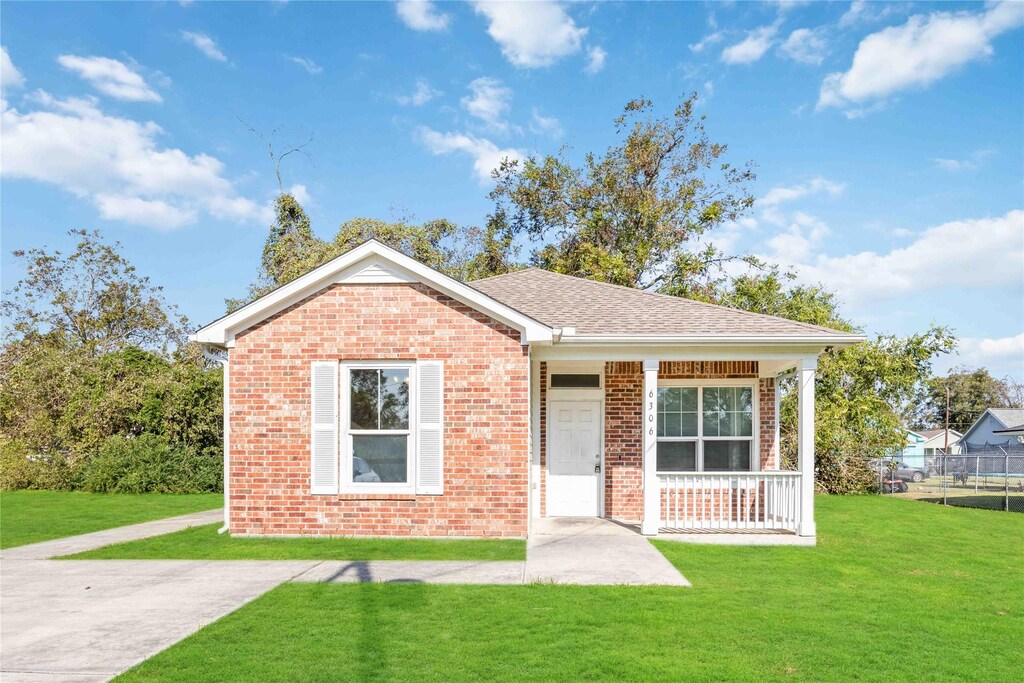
547, 400, 602, 517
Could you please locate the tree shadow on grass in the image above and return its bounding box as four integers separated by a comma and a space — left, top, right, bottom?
321, 562, 428, 682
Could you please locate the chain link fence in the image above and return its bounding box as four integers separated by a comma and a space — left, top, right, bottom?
876, 453, 1024, 512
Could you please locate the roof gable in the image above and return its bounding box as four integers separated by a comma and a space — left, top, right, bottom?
471, 268, 863, 343
191, 241, 553, 347
962, 408, 1024, 442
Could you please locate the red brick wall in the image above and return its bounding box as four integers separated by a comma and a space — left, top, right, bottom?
602, 361, 770, 522
228, 283, 530, 538
759, 378, 777, 469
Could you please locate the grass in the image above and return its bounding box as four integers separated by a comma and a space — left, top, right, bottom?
0, 491, 221, 549
64, 523, 526, 561
116, 496, 1022, 682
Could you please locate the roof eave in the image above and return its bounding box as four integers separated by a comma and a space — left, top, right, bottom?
551, 333, 866, 348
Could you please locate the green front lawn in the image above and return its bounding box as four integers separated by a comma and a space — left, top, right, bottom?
65, 523, 526, 561
117, 496, 1022, 682
0, 491, 222, 549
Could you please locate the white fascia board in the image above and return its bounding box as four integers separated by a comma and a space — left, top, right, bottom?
533, 343, 841, 363
554, 334, 866, 347
191, 240, 552, 346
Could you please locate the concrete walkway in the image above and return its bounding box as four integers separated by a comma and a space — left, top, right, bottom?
295, 560, 526, 584
1, 514, 688, 681
526, 517, 690, 586
0, 509, 222, 560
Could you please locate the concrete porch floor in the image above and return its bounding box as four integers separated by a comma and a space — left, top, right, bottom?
527, 517, 690, 586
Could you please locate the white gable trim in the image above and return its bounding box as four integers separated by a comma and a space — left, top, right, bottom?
190, 240, 553, 347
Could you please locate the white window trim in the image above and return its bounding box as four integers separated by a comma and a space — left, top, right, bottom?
339, 361, 417, 494
655, 378, 760, 474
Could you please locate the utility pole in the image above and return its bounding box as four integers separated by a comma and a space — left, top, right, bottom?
944, 385, 950, 453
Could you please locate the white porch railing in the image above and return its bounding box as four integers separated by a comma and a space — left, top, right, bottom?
659, 471, 802, 532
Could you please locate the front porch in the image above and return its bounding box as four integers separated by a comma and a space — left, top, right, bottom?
532, 354, 819, 544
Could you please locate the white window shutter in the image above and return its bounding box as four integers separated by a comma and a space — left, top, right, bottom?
310, 362, 339, 494
416, 361, 444, 495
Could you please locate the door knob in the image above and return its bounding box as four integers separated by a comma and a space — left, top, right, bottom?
594, 464, 601, 473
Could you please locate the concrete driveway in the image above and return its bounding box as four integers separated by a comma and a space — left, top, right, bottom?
1, 513, 687, 681
0, 558, 318, 682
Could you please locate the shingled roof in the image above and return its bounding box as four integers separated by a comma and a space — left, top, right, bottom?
470, 268, 858, 340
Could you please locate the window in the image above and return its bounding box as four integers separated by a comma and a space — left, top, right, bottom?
656, 384, 755, 472
550, 373, 601, 388
347, 366, 412, 485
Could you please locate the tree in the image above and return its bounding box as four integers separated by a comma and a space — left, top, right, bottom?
917, 367, 1024, 433
1, 231, 222, 482
490, 93, 755, 288
780, 328, 956, 493
231, 192, 521, 310
334, 216, 470, 278
463, 210, 520, 281
1, 230, 186, 357
693, 266, 956, 493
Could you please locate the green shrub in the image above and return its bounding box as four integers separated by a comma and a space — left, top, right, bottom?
80, 434, 222, 494
0, 438, 82, 491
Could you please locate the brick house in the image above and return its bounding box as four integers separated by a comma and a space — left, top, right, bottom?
193, 241, 862, 544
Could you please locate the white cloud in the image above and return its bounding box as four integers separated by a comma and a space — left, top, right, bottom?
819, 3, 1024, 113
721, 23, 781, 65
931, 147, 996, 171
286, 55, 322, 74
180, 31, 227, 62
1, 46, 25, 90
765, 211, 831, 262
461, 77, 512, 130
395, 0, 450, 32
585, 46, 606, 74
952, 334, 1024, 376
760, 177, 846, 207
838, 0, 901, 29
777, 210, 1024, 306
689, 31, 724, 53
56, 55, 162, 103
1, 92, 265, 230
417, 127, 523, 183
779, 28, 829, 65
530, 108, 563, 138
287, 183, 311, 205
396, 78, 442, 106
839, 1, 869, 28
472, 1, 587, 68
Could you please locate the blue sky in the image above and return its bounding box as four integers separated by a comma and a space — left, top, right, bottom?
2, 1, 1022, 380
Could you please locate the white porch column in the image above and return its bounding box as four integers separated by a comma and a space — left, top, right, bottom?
641, 359, 660, 536
797, 356, 817, 538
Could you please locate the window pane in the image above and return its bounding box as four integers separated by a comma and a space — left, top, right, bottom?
379, 368, 410, 429
703, 411, 720, 437
657, 441, 696, 472
350, 369, 379, 430
658, 388, 697, 438
353, 435, 408, 483
704, 441, 751, 471
660, 388, 681, 412
680, 413, 698, 437
550, 374, 600, 388
703, 386, 753, 438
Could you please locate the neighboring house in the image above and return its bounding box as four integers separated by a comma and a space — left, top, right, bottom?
993, 423, 1024, 438
895, 429, 962, 467
960, 409, 1024, 452
192, 241, 863, 544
